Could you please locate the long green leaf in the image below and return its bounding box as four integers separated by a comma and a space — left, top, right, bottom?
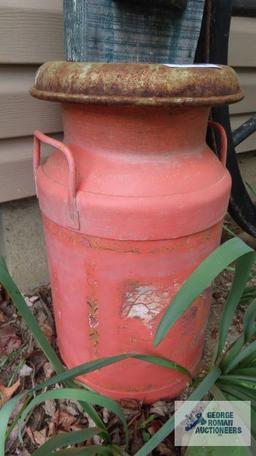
154, 238, 254, 346
220, 379, 256, 397
29, 353, 191, 395
19, 388, 128, 444
134, 367, 221, 456
0, 256, 107, 431
0, 394, 24, 456
220, 375, 256, 384
211, 384, 229, 401
32, 428, 103, 456
132, 354, 191, 378
218, 382, 256, 407
224, 340, 256, 373
0, 256, 63, 373
233, 368, 256, 376
216, 251, 255, 360
244, 298, 256, 342
220, 335, 245, 371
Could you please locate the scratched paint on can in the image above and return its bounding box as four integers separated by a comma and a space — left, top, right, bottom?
87, 296, 99, 350
122, 284, 170, 328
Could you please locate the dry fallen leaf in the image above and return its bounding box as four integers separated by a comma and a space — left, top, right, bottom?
26, 426, 48, 446
0, 326, 21, 356
33, 428, 48, 446
0, 310, 6, 323
43, 361, 55, 379
19, 364, 33, 378
103, 407, 110, 424
0, 379, 20, 406
47, 421, 56, 437
150, 400, 174, 417
24, 296, 39, 308
40, 322, 53, 342
156, 443, 176, 455
15, 449, 31, 456
64, 401, 80, 417
120, 399, 141, 418
25, 426, 35, 444
55, 409, 78, 431
43, 399, 56, 417
147, 419, 162, 436
120, 399, 140, 410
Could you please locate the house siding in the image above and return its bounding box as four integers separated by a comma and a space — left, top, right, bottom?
0, 3, 254, 202
0, 0, 63, 203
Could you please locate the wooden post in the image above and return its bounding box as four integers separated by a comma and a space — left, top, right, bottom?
64, 0, 205, 63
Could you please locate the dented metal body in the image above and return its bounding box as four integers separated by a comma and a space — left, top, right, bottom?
31, 63, 242, 402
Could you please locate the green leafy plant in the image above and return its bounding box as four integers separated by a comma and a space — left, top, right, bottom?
138, 236, 256, 456
1, 235, 256, 456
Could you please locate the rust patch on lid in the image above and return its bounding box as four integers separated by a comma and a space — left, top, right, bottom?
31, 62, 243, 107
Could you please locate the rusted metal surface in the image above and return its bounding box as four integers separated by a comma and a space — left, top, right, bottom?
31, 62, 243, 107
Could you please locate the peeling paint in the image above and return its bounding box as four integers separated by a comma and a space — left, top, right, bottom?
122, 284, 169, 328
87, 297, 99, 347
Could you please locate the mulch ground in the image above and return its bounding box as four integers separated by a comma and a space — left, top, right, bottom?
1, 217, 255, 456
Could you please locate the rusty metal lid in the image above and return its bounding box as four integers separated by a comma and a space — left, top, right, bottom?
31, 61, 243, 106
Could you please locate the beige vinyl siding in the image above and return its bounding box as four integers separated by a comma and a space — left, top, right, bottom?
0, 5, 255, 203
229, 17, 256, 153
0, 0, 63, 203
0, 0, 63, 63
229, 17, 256, 67
0, 135, 62, 201
0, 66, 62, 139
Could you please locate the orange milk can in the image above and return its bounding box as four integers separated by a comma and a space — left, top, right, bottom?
31, 63, 243, 402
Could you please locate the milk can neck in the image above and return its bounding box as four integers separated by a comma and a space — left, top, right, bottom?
63, 104, 210, 155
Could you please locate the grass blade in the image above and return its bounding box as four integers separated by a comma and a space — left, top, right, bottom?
220, 379, 256, 396
29, 353, 191, 395
233, 368, 256, 376
218, 382, 256, 407
32, 428, 103, 456
134, 367, 221, 456
244, 298, 256, 342
220, 375, 256, 384
0, 394, 24, 456
224, 339, 256, 373
154, 238, 254, 346
211, 384, 229, 401
131, 354, 192, 378
0, 257, 107, 431
19, 388, 128, 444
216, 252, 255, 360
0, 256, 64, 373
220, 335, 245, 371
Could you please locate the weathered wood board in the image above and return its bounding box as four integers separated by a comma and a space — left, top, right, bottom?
64, 0, 205, 63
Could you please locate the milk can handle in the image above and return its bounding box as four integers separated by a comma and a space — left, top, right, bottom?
33, 130, 79, 229
208, 120, 228, 167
